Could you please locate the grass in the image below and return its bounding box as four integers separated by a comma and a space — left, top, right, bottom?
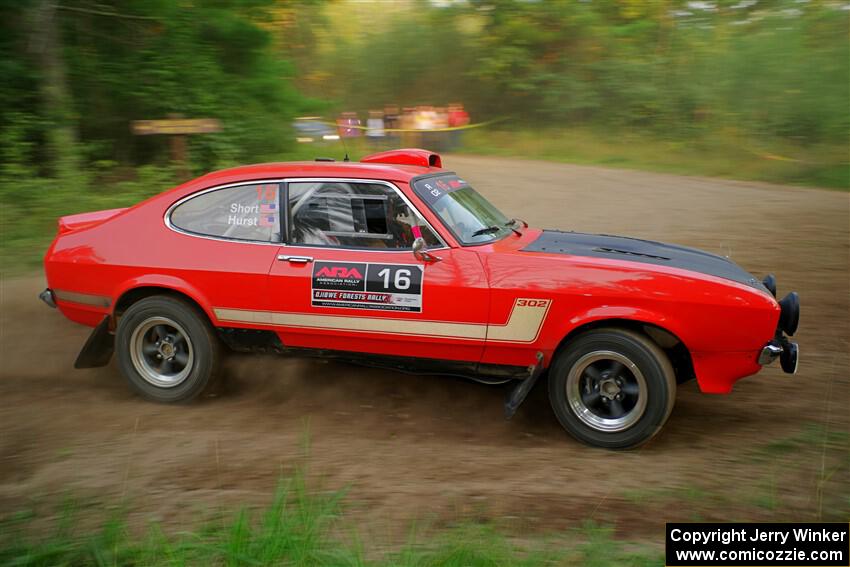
750, 423, 850, 520
2, 428, 843, 566
613, 422, 850, 524
0, 470, 662, 566
752, 423, 849, 461
454, 127, 850, 190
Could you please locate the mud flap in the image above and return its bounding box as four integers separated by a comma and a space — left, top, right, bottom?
504, 352, 544, 419
74, 316, 114, 369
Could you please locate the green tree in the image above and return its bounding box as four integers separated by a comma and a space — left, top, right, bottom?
2, 0, 317, 175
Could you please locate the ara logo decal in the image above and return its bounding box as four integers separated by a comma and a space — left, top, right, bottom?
315, 266, 364, 279
312, 262, 367, 293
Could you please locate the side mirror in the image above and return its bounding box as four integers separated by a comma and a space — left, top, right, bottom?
412, 237, 441, 263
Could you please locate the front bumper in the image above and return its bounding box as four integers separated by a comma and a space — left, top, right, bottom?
757, 275, 799, 374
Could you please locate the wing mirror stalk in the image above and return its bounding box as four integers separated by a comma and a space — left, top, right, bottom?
412, 237, 441, 263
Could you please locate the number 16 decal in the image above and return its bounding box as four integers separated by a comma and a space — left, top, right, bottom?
366, 264, 422, 296
375, 267, 413, 292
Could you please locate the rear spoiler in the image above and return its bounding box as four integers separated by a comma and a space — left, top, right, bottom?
58, 207, 127, 235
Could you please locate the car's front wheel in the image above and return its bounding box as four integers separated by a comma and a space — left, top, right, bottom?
116, 296, 221, 403
548, 328, 676, 449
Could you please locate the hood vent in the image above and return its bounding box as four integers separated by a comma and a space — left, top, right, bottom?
593, 247, 671, 261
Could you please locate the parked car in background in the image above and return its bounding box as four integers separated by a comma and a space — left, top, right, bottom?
293, 116, 339, 143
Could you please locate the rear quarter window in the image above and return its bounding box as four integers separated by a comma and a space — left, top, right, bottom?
169, 183, 281, 242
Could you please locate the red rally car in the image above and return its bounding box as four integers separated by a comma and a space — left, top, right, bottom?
41, 149, 800, 448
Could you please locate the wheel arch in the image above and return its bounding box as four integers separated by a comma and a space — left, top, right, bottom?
112, 277, 215, 326
554, 317, 695, 385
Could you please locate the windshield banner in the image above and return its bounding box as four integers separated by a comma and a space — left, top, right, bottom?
412, 175, 470, 206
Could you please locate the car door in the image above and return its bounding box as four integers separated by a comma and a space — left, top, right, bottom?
266, 178, 490, 363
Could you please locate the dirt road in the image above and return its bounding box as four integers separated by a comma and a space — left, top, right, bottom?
1, 156, 848, 542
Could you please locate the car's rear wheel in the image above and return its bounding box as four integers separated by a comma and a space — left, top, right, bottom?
548, 328, 676, 449
116, 296, 220, 403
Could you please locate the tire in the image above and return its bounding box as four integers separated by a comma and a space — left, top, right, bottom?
116, 295, 221, 403
548, 328, 676, 449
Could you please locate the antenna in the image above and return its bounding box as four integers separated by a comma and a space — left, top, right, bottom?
340, 130, 350, 162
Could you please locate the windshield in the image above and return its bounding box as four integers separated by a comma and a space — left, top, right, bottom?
411, 174, 511, 245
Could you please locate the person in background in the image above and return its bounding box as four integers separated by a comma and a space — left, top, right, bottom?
434, 106, 449, 151
366, 110, 385, 148
400, 107, 416, 147
448, 103, 470, 150
413, 106, 430, 131
384, 105, 400, 147
337, 111, 361, 138
415, 106, 436, 149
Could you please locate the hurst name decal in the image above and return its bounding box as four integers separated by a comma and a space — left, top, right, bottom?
312, 261, 423, 313
214, 298, 551, 344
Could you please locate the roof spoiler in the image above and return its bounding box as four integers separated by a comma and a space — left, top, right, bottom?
360, 149, 442, 169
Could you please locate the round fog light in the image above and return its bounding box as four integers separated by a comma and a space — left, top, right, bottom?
780, 342, 798, 374
778, 291, 799, 336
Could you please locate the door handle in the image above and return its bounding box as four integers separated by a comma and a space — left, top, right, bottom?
277, 255, 313, 264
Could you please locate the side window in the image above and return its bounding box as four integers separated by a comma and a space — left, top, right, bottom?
170, 183, 281, 242
287, 181, 440, 249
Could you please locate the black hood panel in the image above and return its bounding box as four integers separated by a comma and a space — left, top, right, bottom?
523, 230, 763, 289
